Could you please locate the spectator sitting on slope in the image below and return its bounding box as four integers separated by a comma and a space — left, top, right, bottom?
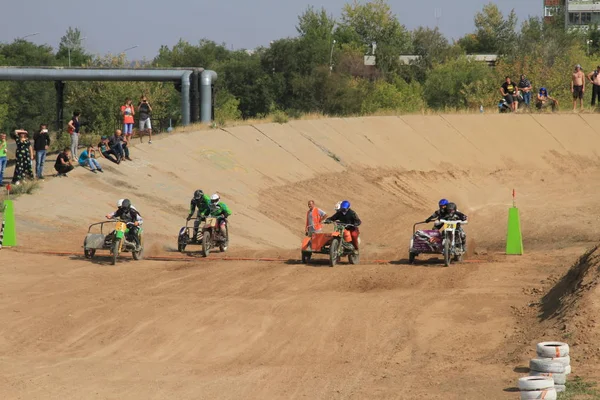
79, 145, 104, 173
111, 129, 131, 162
536, 87, 558, 112
98, 136, 119, 164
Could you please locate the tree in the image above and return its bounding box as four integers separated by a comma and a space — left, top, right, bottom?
56, 27, 90, 67
0, 41, 57, 131
408, 26, 451, 82
337, 0, 411, 74
218, 55, 275, 118
472, 3, 518, 54
296, 6, 337, 74
153, 39, 230, 68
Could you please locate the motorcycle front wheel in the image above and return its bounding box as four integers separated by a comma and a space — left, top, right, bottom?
329, 239, 340, 267
111, 238, 121, 265
202, 231, 211, 257
443, 240, 452, 267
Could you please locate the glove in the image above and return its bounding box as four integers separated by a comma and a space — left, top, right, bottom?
425, 218, 431, 223
186, 215, 192, 221
324, 219, 332, 224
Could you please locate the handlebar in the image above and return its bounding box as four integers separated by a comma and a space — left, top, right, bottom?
325, 221, 355, 228
439, 219, 468, 224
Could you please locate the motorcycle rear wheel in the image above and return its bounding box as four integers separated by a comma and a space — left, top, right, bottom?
132, 235, 143, 260
409, 252, 416, 264
301, 251, 312, 264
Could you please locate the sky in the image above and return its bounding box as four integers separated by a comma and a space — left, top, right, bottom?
1, 0, 541, 61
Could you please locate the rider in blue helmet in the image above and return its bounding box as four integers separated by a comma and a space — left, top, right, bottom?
425, 199, 450, 224
325, 200, 362, 254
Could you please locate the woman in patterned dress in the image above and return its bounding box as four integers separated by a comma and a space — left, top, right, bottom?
12, 129, 34, 184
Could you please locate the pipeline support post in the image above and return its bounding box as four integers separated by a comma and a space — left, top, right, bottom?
190, 70, 200, 123
200, 70, 218, 124
54, 80, 65, 132
181, 72, 191, 126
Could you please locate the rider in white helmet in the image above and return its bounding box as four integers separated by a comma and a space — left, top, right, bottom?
208, 193, 232, 238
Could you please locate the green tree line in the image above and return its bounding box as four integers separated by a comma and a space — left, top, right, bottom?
0, 1, 597, 134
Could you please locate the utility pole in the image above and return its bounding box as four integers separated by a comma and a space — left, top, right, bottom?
434, 8, 442, 28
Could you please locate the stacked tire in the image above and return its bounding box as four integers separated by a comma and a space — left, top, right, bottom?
522, 341, 571, 397
518, 376, 556, 399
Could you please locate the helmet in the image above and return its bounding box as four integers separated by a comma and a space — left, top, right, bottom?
446, 202, 457, 213
210, 193, 220, 205
117, 198, 124, 207
193, 189, 204, 200
121, 199, 131, 210
540, 87, 547, 94
439, 199, 449, 207
340, 200, 350, 212
334, 201, 341, 211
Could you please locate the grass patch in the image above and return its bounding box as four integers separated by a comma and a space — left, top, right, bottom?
272, 110, 289, 124
0, 181, 41, 201
558, 376, 600, 399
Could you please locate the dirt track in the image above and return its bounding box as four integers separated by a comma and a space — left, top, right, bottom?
3, 114, 600, 398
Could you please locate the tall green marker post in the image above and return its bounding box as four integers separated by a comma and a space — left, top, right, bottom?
506, 189, 523, 255
1, 184, 17, 248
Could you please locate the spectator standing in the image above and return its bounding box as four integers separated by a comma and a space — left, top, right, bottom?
121, 98, 135, 141
98, 135, 119, 164
0, 132, 7, 187
67, 111, 81, 160
78, 145, 104, 173
536, 87, 559, 112
305, 200, 328, 235
111, 129, 132, 161
138, 95, 153, 144
518, 74, 532, 109
500, 76, 518, 112
12, 129, 34, 185
54, 148, 74, 177
572, 64, 585, 111
587, 65, 600, 108
33, 124, 51, 180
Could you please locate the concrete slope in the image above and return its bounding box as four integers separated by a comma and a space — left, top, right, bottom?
12, 114, 600, 255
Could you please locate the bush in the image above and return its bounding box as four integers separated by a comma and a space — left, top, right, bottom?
214, 91, 242, 126
424, 57, 495, 109
272, 110, 289, 124
7, 181, 40, 196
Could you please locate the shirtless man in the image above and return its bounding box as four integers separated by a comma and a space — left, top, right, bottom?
572, 64, 585, 111
587, 65, 600, 108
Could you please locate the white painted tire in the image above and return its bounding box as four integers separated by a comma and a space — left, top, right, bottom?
518, 376, 554, 391
536, 342, 569, 358
535, 354, 571, 367
530, 358, 566, 373
529, 371, 566, 385
520, 388, 557, 400
565, 365, 572, 375
554, 384, 566, 393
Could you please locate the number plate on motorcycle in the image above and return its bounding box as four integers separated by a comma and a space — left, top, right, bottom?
206, 217, 217, 227
116, 221, 127, 231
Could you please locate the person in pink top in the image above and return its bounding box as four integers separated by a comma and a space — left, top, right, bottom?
120, 98, 135, 140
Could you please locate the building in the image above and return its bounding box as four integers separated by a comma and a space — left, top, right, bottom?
545, 0, 600, 29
